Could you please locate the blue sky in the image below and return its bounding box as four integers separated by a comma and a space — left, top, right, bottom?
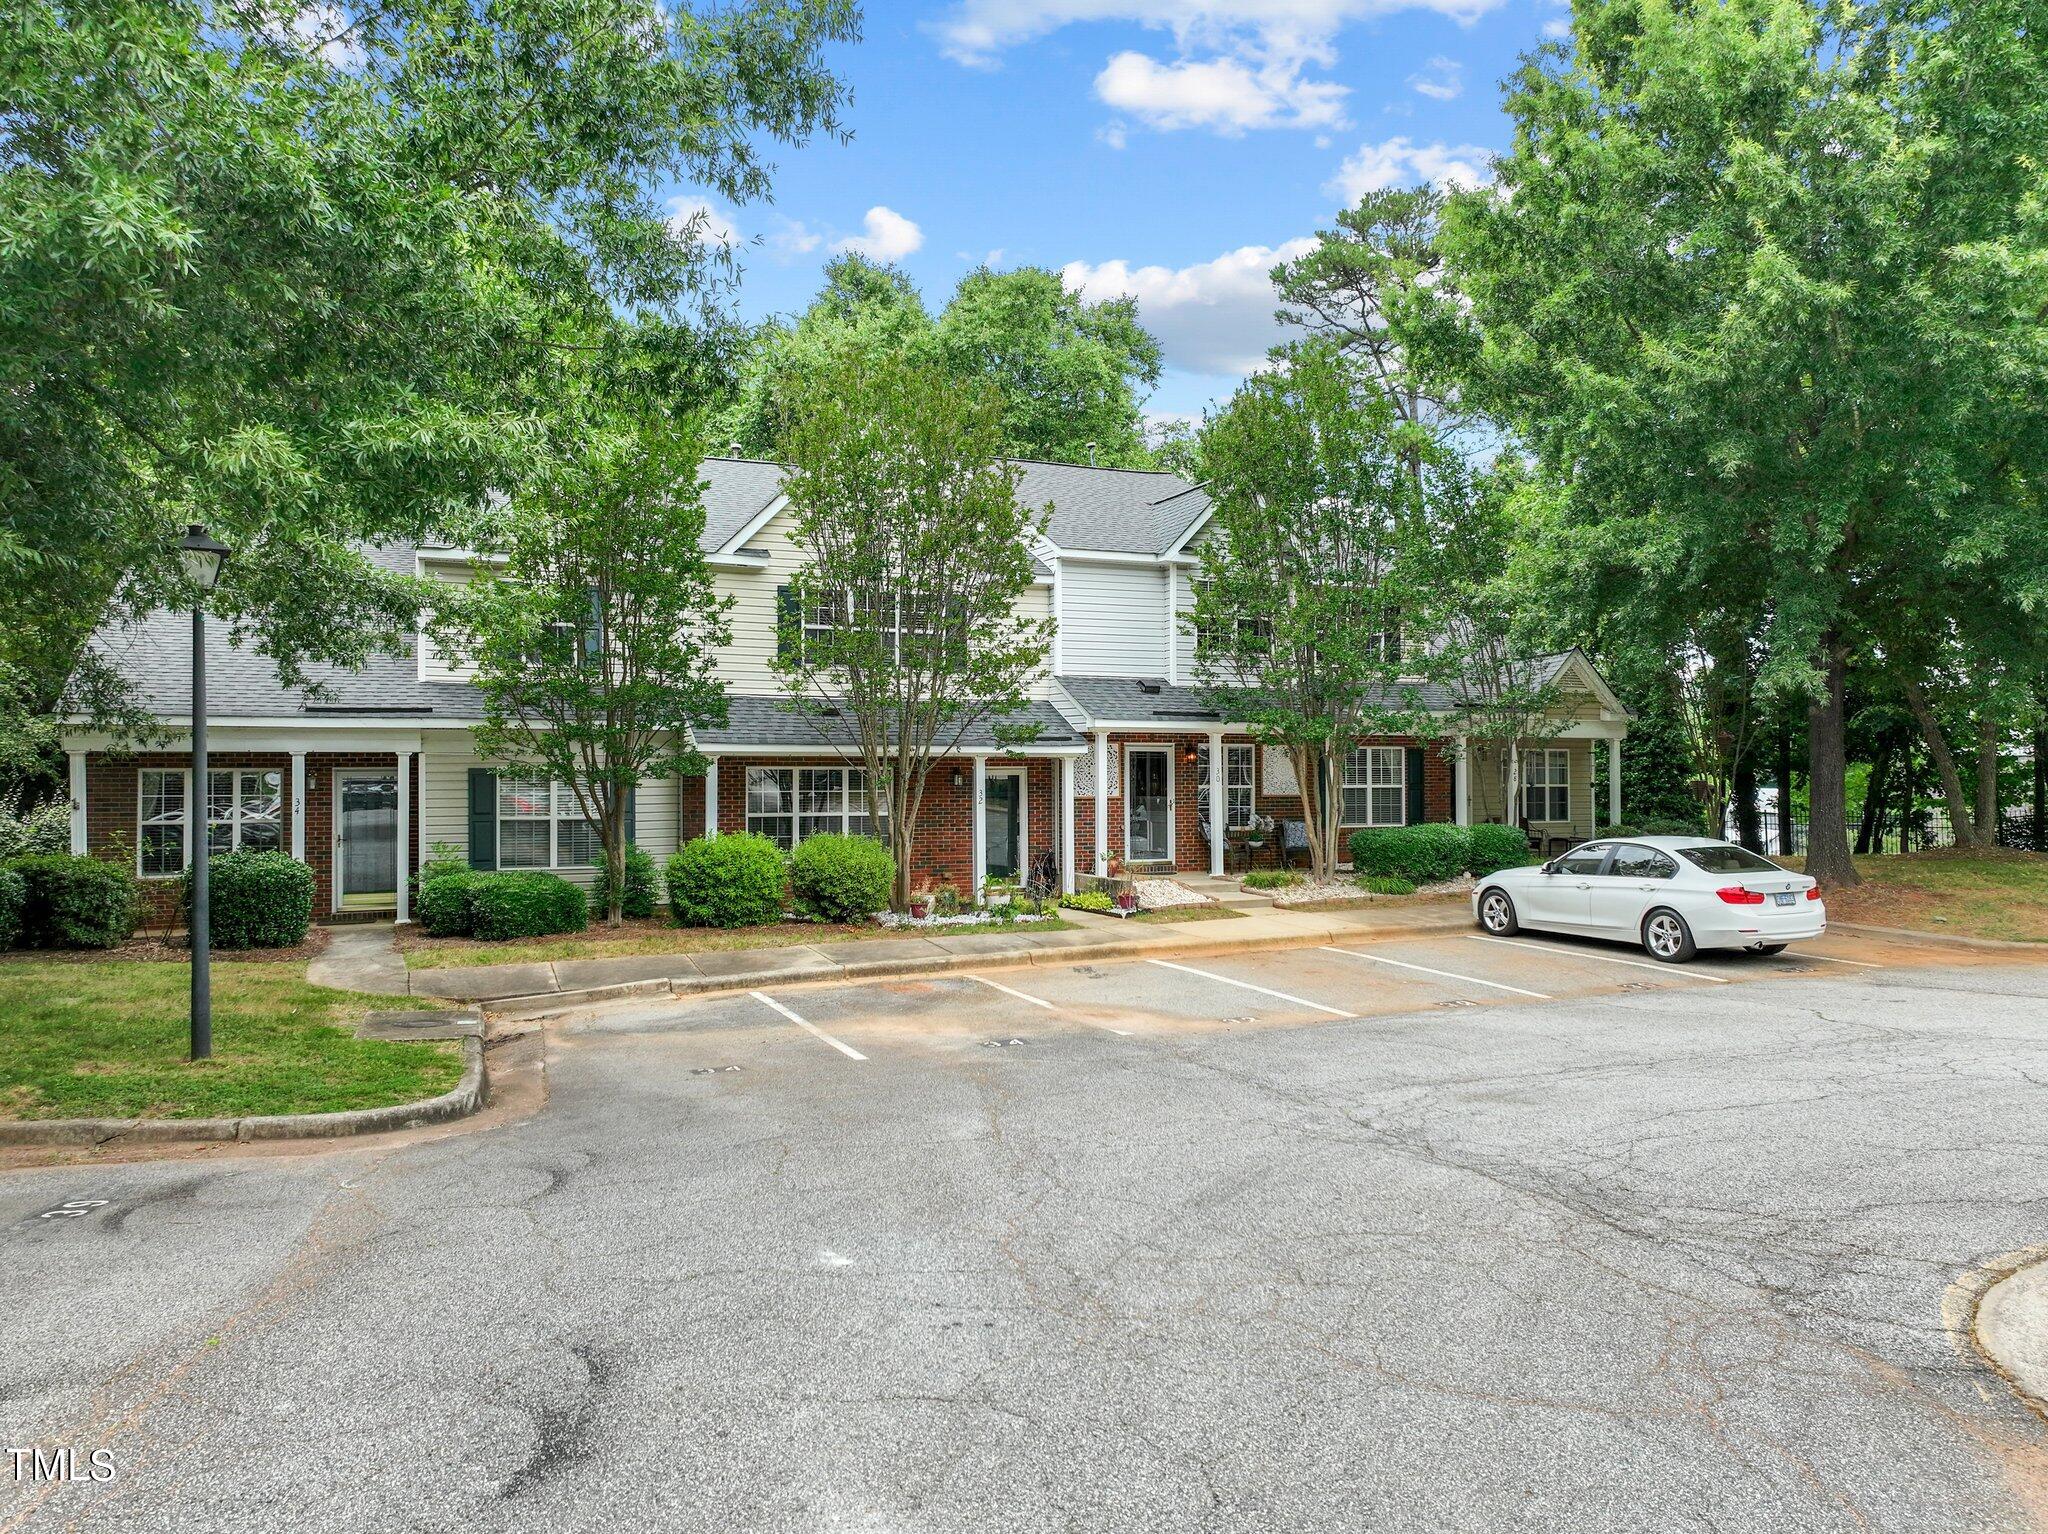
669, 0, 1569, 424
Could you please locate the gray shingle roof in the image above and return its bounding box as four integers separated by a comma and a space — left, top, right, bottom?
1055, 673, 1479, 726
698, 457, 786, 550
696, 696, 1084, 751
1007, 460, 1204, 554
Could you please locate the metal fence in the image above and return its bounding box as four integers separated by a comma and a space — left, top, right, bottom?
1723, 806, 1974, 856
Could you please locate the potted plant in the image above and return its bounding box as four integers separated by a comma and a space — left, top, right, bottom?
1244, 814, 1273, 850
1113, 886, 1139, 914
908, 886, 931, 921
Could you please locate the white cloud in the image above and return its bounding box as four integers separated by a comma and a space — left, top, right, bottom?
768, 219, 822, 261
1062, 237, 1318, 378
1324, 136, 1492, 201
1094, 50, 1348, 134
1407, 56, 1463, 100
1097, 121, 1130, 149
931, 1, 1507, 66
1542, 16, 1571, 37
833, 206, 925, 263
664, 196, 741, 250
263, 3, 368, 69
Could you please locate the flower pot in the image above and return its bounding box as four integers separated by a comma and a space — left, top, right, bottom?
909, 900, 929, 920
1114, 892, 1138, 912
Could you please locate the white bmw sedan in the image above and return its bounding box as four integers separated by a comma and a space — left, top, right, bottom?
1471, 835, 1825, 962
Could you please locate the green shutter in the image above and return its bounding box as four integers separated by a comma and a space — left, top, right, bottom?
467, 768, 497, 869
776, 585, 798, 662
624, 784, 638, 846
1405, 746, 1425, 825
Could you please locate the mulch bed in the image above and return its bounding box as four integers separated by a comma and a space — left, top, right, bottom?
0, 926, 333, 966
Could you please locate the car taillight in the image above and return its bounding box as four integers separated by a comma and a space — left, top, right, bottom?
1715, 886, 1766, 905
1806, 886, 1821, 901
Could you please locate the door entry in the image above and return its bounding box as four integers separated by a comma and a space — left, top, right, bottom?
337, 774, 398, 906
1127, 749, 1171, 862
985, 773, 1022, 882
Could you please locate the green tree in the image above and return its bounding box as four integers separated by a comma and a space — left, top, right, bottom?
1191, 344, 1434, 881
438, 414, 732, 925
1442, 0, 2048, 885
772, 349, 1054, 910
3, 0, 856, 710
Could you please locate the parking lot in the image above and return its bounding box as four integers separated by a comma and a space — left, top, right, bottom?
5, 926, 2047, 1532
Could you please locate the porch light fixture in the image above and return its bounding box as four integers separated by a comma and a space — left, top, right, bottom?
951, 768, 965, 789
182, 523, 231, 1060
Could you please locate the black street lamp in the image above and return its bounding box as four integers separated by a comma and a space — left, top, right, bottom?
180, 524, 230, 1061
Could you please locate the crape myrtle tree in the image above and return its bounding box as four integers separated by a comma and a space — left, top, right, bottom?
772, 348, 1054, 911
1191, 343, 1436, 883
1441, 0, 2048, 886
3, 0, 856, 721
440, 412, 732, 925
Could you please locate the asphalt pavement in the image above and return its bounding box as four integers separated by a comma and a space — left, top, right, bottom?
4, 929, 2046, 1532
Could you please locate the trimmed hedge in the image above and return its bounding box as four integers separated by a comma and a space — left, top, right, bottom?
1349, 823, 1469, 885
0, 866, 23, 948
188, 850, 313, 949
592, 845, 661, 920
667, 834, 786, 928
1466, 823, 1531, 877
417, 871, 484, 936
5, 854, 139, 949
468, 871, 588, 941
789, 834, 894, 923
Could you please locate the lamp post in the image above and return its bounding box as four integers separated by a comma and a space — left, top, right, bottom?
179, 524, 230, 1061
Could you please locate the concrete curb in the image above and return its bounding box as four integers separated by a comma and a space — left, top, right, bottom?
1973, 1253, 2048, 1421
1830, 920, 2043, 953
482, 914, 1476, 1020
0, 1035, 487, 1148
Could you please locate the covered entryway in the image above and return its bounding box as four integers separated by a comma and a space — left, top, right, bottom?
984, 769, 1025, 884
335, 771, 399, 912
1125, 746, 1172, 863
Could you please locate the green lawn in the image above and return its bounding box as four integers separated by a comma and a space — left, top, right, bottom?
1795, 848, 2048, 942
401, 915, 1079, 969
0, 962, 462, 1121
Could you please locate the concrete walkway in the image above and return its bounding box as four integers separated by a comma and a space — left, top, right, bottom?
305, 898, 1473, 1011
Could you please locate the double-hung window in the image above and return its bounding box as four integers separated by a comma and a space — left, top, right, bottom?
1523, 749, 1571, 824
747, 766, 887, 852
137, 768, 284, 878
1341, 747, 1405, 827
1195, 744, 1257, 828
498, 779, 598, 869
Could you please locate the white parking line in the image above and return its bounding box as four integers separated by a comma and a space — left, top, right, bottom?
1785, 951, 1882, 969
1144, 958, 1357, 1019
1323, 946, 1553, 1000
1465, 934, 1729, 984
966, 974, 1133, 1035
750, 991, 867, 1060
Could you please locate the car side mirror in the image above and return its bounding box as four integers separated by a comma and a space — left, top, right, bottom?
1540, 860, 1558, 875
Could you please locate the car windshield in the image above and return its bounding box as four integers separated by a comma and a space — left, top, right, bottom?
1678, 844, 1784, 875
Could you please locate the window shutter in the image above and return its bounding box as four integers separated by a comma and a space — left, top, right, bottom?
467, 769, 498, 869
776, 585, 798, 662
624, 784, 638, 845
1404, 746, 1425, 825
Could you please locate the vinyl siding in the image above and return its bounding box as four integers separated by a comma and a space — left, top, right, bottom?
1467, 737, 1597, 841
420, 732, 684, 888
417, 562, 476, 684
1059, 558, 1169, 678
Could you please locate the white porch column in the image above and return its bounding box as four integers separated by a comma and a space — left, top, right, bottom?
289, 750, 307, 861
703, 756, 720, 839
1091, 730, 1109, 877
1059, 754, 1076, 895
395, 748, 414, 924
67, 751, 86, 854
1207, 731, 1225, 877
1453, 739, 1470, 828
1608, 735, 1624, 827
970, 754, 988, 906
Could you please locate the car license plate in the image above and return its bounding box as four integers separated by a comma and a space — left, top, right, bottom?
1773, 892, 1797, 906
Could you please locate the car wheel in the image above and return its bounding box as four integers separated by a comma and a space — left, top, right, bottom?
1642, 908, 1697, 963
1478, 888, 1520, 936
1750, 942, 1788, 956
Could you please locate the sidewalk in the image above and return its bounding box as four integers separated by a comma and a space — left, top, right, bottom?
308, 898, 1474, 1015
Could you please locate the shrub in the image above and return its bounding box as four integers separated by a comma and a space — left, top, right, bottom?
1349, 823, 1469, 885
188, 850, 313, 949
417, 871, 484, 937
1638, 814, 1708, 836
1466, 823, 1532, 876
5, 853, 139, 949
467, 871, 588, 941
667, 835, 786, 927
1359, 875, 1417, 896
1061, 889, 1114, 913
592, 844, 661, 920
789, 834, 894, 923
0, 797, 72, 861
0, 866, 23, 948
1241, 869, 1300, 890
419, 841, 468, 885
1603, 823, 1644, 840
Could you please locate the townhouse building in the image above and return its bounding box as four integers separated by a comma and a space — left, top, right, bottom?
60, 457, 1629, 920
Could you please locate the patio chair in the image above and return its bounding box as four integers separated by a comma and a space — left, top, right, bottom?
1278, 819, 1310, 871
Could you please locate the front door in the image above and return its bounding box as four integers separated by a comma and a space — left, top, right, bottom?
1127, 749, 1172, 862
336, 773, 398, 908
984, 772, 1022, 883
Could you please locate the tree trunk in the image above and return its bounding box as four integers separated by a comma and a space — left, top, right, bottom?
1974, 714, 1999, 848
2035, 710, 2047, 853
1731, 749, 1761, 851
1804, 639, 1860, 887
603, 799, 627, 926
1505, 740, 1521, 831
1901, 680, 1977, 848
1854, 735, 1893, 855
1775, 720, 1796, 856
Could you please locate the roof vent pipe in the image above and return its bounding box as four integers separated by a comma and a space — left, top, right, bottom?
1086, 441, 1097, 466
